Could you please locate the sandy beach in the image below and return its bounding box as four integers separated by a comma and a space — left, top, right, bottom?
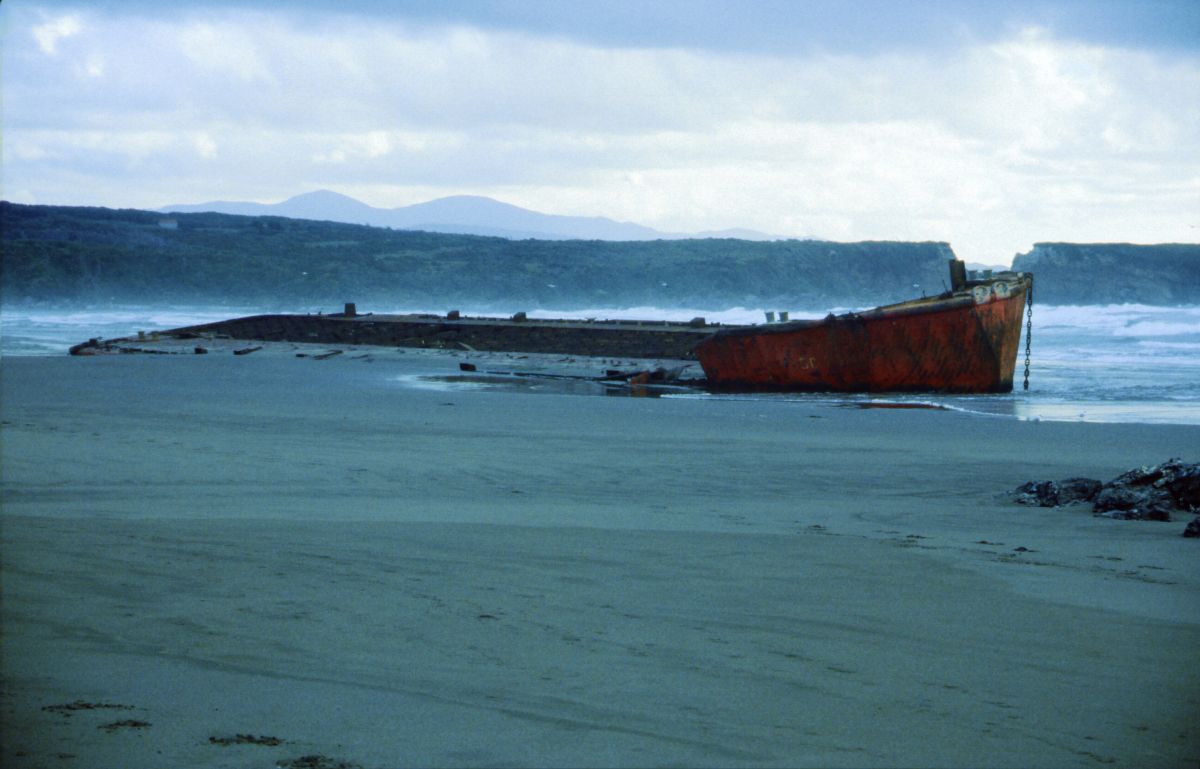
2, 345, 1198, 768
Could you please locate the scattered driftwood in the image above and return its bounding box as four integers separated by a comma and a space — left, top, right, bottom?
277, 756, 362, 769
69, 338, 108, 355
98, 719, 151, 732
42, 701, 134, 717
602, 365, 692, 384
233, 345, 262, 356
1014, 458, 1200, 532
455, 363, 701, 390
69, 338, 179, 355
209, 734, 284, 746
848, 401, 948, 410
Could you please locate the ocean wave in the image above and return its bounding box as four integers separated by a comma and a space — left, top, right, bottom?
1137, 340, 1200, 352
1033, 304, 1200, 337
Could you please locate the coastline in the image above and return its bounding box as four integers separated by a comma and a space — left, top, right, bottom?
2, 350, 1198, 767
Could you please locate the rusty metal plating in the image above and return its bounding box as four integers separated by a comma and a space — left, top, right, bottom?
1023, 277, 1034, 391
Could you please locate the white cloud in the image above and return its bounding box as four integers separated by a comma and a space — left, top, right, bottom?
193, 133, 219, 159
82, 54, 105, 78
7, 139, 53, 162
32, 14, 82, 55
178, 20, 277, 84
3, 7, 1198, 263
312, 130, 448, 164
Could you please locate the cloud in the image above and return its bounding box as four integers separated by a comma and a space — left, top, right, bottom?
178, 21, 277, 84
31, 13, 82, 55
193, 133, 219, 159
2, 4, 1198, 263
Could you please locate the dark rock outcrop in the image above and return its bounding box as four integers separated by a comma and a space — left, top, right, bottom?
1058, 477, 1104, 505
1093, 486, 1176, 521
1014, 480, 1064, 507
1014, 459, 1198, 526
1183, 517, 1200, 538
1165, 463, 1200, 509
1014, 477, 1101, 507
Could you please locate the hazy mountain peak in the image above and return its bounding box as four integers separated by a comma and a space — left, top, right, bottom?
162, 191, 790, 241
287, 189, 367, 205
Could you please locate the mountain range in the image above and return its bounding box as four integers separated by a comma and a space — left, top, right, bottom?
161, 189, 786, 242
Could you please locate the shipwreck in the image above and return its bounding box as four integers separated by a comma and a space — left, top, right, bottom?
70, 259, 1033, 394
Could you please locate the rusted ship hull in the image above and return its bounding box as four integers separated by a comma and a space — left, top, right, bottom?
695, 270, 1031, 393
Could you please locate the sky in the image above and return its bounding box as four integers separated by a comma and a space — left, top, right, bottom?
2, 0, 1198, 263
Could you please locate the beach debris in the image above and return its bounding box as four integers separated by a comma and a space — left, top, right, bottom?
312, 349, 343, 360
233, 345, 263, 355
69, 338, 178, 355
440, 362, 700, 395
1014, 459, 1198, 523
194, 346, 208, 354
847, 401, 948, 410
1183, 517, 1200, 538
42, 700, 134, 717
277, 755, 362, 769
210, 734, 285, 746
69, 338, 105, 355
601, 365, 695, 385
98, 719, 151, 732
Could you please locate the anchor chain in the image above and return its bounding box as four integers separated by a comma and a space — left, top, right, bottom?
1023, 277, 1034, 390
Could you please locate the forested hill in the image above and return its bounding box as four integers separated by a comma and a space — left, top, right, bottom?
1012, 243, 1200, 305
1, 203, 953, 309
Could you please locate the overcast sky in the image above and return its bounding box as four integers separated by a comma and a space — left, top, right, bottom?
3, 0, 1198, 262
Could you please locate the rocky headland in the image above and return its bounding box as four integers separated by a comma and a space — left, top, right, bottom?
1012, 243, 1200, 305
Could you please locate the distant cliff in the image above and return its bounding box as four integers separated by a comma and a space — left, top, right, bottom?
1, 203, 952, 310
1013, 243, 1200, 305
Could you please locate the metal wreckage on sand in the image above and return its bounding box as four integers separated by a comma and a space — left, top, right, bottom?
71, 259, 1033, 394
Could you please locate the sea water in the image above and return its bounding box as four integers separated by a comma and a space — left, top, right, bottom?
2, 303, 1198, 426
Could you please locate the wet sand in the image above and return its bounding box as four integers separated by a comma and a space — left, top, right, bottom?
2, 347, 1198, 767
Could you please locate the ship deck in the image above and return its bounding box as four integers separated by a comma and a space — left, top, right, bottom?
73, 309, 728, 360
